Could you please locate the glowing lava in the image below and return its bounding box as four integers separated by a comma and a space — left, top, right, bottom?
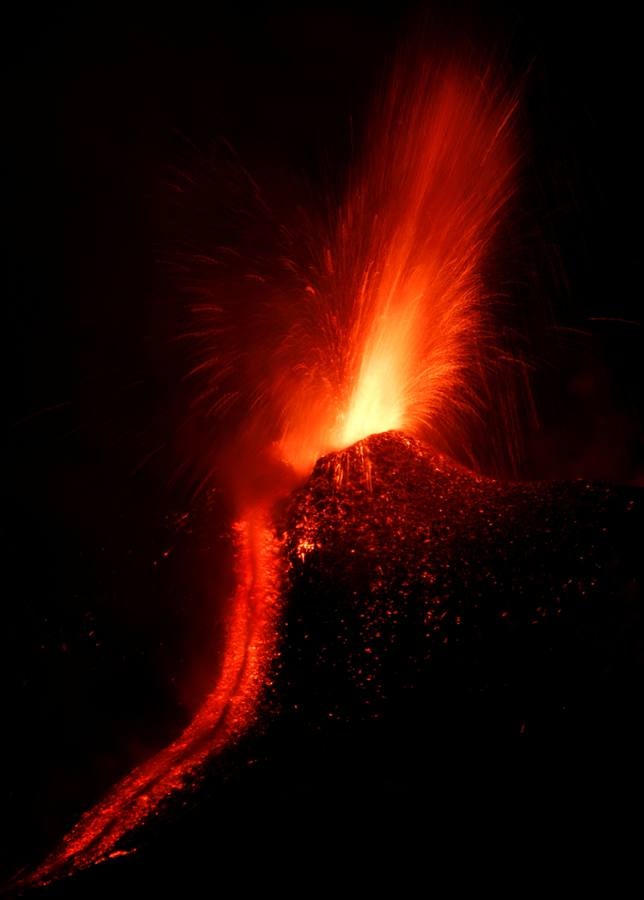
265, 60, 519, 472
334, 63, 517, 454
27, 507, 282, 885
24, 51, 520, 887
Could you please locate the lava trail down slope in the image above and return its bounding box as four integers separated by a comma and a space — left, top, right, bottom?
26, 430, 643, 897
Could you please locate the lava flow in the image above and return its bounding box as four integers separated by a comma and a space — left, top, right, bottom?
23, 53, 522, 887
26, 507, 283, 886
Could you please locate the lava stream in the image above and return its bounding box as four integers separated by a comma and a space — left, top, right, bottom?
27, 507, 282, 885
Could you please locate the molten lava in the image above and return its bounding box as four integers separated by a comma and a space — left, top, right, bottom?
28, 508, 282, 885
189, 57, 519, 477
334, 64, 517, 455
24, 54, 523, 887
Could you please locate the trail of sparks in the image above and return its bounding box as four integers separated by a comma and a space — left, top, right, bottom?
268, 59, 519, 474
27, 507, 282, 886
336, 64, 518, 454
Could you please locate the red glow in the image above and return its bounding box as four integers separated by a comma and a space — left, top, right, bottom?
274, 60, 518, 473
30, 508, 282, 884
26, 53, 519, 885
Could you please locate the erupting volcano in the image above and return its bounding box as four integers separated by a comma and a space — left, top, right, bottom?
16, 44, 643, 895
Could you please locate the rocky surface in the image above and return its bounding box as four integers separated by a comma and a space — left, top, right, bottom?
273, 430, 644, 742
28, 430, 644, 898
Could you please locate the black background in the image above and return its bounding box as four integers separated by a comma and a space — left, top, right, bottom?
2, 0, 643, 884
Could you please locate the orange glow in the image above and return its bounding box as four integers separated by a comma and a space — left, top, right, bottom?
25, 52, 520, 887
254, 61, 518, 474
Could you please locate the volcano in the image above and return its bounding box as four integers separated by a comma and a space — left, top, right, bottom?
273, 431, 644, 749
26, 430, 644, 897
13, 38, 644, 894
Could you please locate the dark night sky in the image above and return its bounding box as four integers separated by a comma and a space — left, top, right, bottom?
2, 0, 643, 884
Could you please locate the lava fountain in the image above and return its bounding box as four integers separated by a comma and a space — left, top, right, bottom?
267, 57, 519, 473
24, 54, 523, 887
